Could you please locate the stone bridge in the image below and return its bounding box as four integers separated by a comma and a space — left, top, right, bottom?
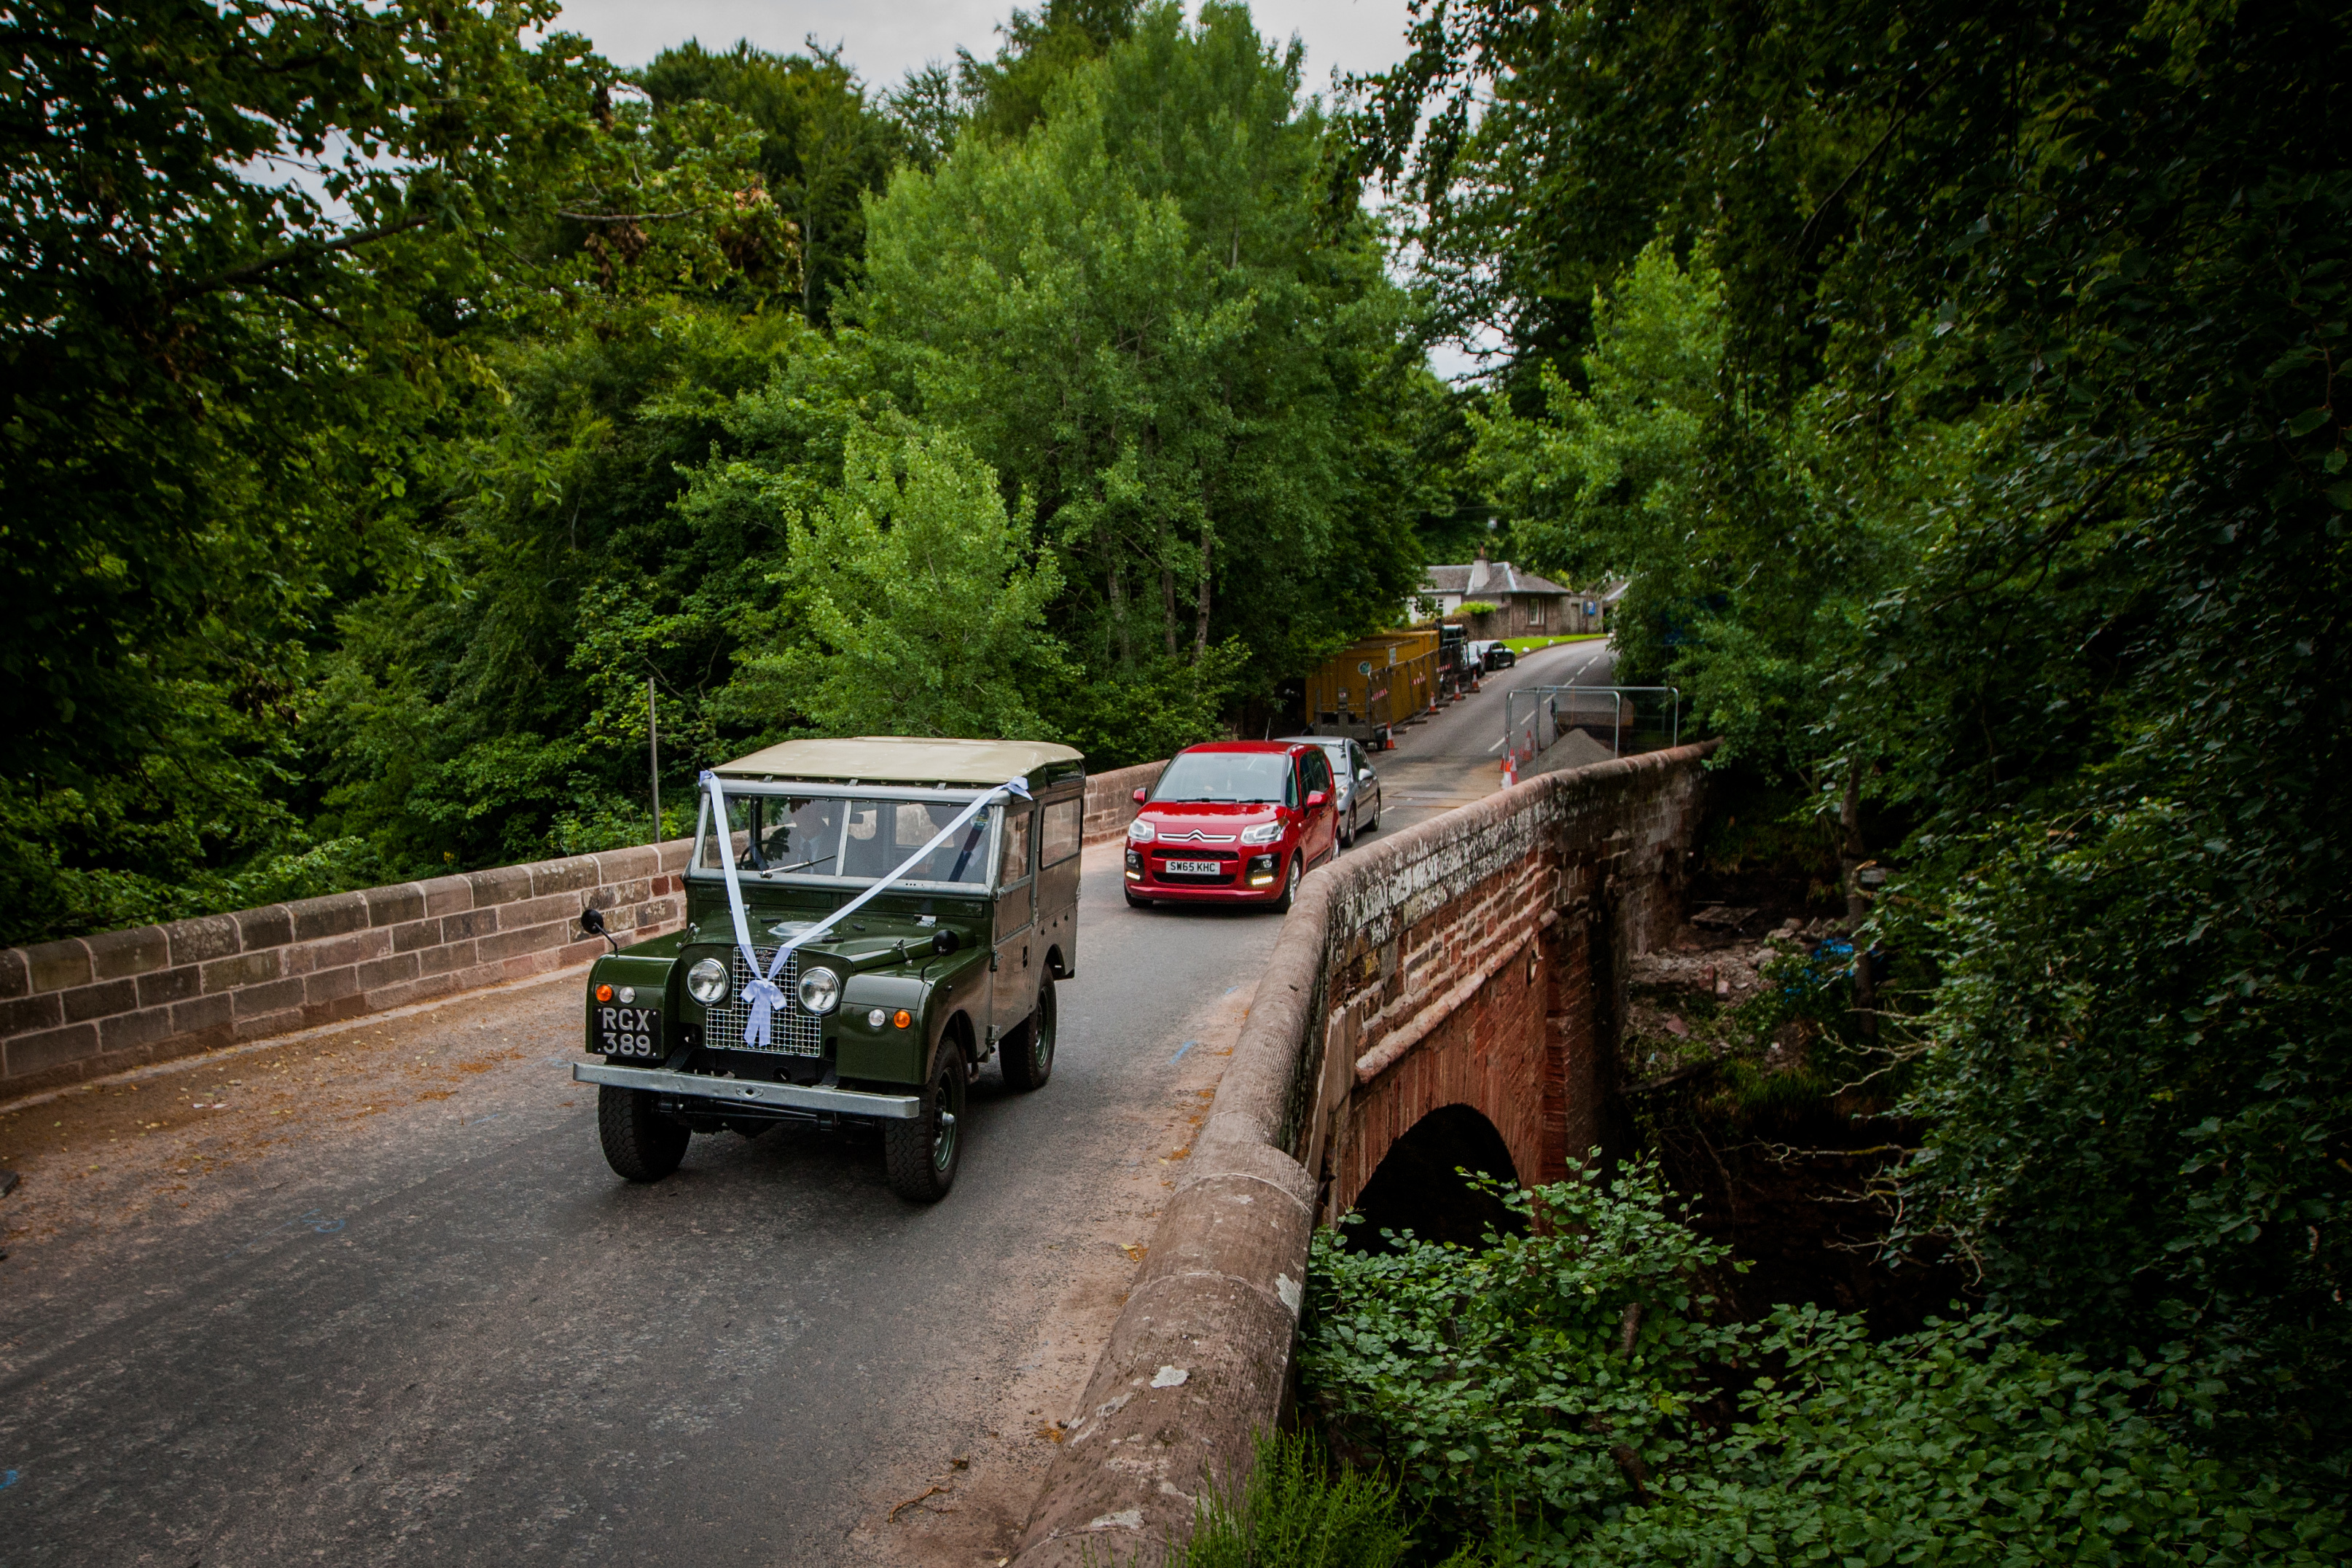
1015, 743, 1712, 1565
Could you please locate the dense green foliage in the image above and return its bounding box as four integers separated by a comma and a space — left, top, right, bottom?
1305, 1164, 2352, 1564
638, 41, 903, 322
1172, 1430, 1417, 1568
1357, 0, 2351, 1476
855, 1, 1424, 762
3, 0, 1429, 946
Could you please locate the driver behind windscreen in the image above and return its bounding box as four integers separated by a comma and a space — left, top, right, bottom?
899, 801, 989, 884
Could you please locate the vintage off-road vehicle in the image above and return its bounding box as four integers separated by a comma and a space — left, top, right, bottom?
571, 737, 1085, 1201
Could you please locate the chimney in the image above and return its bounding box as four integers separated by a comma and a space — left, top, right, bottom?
1467, 549, 1490, 593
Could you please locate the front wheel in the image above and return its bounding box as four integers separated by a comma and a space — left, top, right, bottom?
883, 1042, 969, 1202
1125, 890, 1152, 909
1271, 853, 1302, 913
598, 1085, 689, 1183
1001, 973, 1057, 1091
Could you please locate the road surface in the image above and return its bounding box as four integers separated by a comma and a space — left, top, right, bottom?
1361, 637, 1617, 838
0, 850, 1275, 1567
0, 639, 1615, 1567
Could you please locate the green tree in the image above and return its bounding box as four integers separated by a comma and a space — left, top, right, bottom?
308, 302, 861, 874
0, 0, 620, 941
639, 40, 904, 321
955, 0, 1144, 143
722, 424, 1068, 740
1362, 0, 2352, 1471
856, 1, 1423, 762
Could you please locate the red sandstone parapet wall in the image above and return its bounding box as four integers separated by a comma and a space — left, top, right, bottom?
0, 841, 695, 1104
1, 757, 1171, 1106
1082, 760, 1165, 844
1012, 743, 1713, 1567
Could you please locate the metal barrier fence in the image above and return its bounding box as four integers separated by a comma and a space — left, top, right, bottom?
1501, 685, 1681, 766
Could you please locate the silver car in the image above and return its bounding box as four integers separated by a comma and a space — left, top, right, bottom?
1275, 736, 1383, 848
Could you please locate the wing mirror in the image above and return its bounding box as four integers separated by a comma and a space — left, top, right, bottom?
1358, 767, 1374, 781
1132, 785, 1147, 804
931, 928, 961, 956
579, 904, 618, 954
1307, 789, 1329, 809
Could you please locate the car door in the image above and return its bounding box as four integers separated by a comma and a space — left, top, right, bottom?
1348, 740, 1376, 828
991, 802, 1036, 1044
1300, 747, 1338, 865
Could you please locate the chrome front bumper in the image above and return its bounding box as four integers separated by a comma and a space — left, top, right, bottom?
572, 1062, 922, 1120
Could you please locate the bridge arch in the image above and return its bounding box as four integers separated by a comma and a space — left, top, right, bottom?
1322, 909, 1614, 1225
1345, 1103, 1524, 1250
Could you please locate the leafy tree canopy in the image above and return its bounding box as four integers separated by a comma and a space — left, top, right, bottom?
638, 39, 904, 321
857, 1, 1424, 760
1359, 0, 2351, 1473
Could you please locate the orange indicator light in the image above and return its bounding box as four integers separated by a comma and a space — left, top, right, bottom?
595, 984, 613, 1002
893, 1010, 913, 1030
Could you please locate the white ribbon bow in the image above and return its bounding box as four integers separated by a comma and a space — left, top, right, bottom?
700, 768, 1031, 1048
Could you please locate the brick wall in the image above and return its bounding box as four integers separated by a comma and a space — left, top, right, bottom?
1, 756, 1175, 1107
1310, 745, 1706, 1214
0, 841, 693, 1104
1080, 760, 1165, 844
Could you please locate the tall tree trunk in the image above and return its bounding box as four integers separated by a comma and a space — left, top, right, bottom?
1840, 763, 1878, 1040
1160, 554, 1179, 659
1109, 562, 1130, 667
1192, 525, 1212, 660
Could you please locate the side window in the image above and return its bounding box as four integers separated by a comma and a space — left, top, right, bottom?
1285, 762, 1300, 809
1040, 798, 1082, 864
998, 807, 1034, 886
1304, 749, 1332, 795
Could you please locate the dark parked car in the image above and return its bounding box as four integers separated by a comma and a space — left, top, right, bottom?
1124, 742, 1340, 911
1275, 736, 1382, 847
1469, 639, 1517, 671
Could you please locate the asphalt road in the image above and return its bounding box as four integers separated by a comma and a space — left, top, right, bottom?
1358, 637, 1619, 837
0, 646, 1620, 1567
0, 850, 1284, 1567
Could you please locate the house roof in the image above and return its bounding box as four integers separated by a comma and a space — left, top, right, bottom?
1421, 561, 1571, 597
714, 736, 1083, 785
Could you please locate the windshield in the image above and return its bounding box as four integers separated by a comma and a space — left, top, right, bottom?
695, 793, 992, 887
1150, 751, 1292, 804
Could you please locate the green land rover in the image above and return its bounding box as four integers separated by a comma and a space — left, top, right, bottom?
571, 737, 1085, 1202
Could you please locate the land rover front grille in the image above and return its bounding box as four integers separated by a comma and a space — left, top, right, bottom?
706, 948, 824, 1057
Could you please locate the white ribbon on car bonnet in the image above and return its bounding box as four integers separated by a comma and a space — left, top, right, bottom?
698, 769, 1031, 1049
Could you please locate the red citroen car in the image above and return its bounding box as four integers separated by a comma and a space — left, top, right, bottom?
1124, 742, 1340, 910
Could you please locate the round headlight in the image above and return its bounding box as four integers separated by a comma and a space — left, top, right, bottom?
686, 957, 730, 1005
797, 966, 840, 1014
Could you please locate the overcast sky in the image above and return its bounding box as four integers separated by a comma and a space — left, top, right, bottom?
550, 0, 1416, 95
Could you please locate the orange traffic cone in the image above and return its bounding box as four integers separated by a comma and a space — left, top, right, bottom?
1501, 754, 1518, 789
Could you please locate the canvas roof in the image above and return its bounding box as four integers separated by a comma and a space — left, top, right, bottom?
714, 736, 1083, 785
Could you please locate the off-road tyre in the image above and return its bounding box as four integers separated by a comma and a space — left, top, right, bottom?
1271, 854, 1302, 914
1001, 973, 1057, 1092
598, 1085, 689, 1182
884, 1042, 968, 1202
